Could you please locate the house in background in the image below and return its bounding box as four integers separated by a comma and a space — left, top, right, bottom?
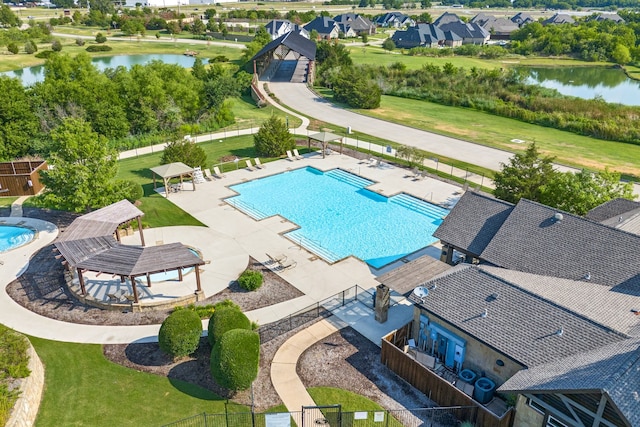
470, 14, 519, 38
391, 23, 445, 49
381, 191, 640, 427
441, 30, 462, 48
438, 21, 489, 45
303, 16, 340, 39
511, 11, 535, 26
264, 19, 309, 40
593, 12, 625, 23
374, 11, 415, 28
543, 13, 575, 25
433, 11, 463, 26
333, 13, 376, 36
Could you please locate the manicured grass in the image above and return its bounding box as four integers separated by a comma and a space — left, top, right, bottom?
30, 336, 247, 427
0, 197, 18, 207
308, 387, 403, 426
350, 94, 640, 177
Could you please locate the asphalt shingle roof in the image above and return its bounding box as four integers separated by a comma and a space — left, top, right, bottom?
416, 266, 627, 368
251, 31, 317, 61
433, 191, 514, 257
303, 16, 338, 35
480, 199, 640, 288
498, 338, 640, 426
585, 198, 640, 223
437, 22, 489, 40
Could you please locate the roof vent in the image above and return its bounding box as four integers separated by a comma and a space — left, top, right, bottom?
584, 272, 591, 281
431, 284, 437, 291
554, 212, 564, 222
481, 308, 488, 318
555, 327, 564, 337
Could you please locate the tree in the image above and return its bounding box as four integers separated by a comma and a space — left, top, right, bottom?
382, 38, 395, 52
203, 8, 216, 19
396, 145, 425, 168
39, 118, 120, 212
210, 329, 259, 391
493, 143, 557, 204
611, 44, 631, 65
24, 40, 37, 54
95, 32, 107, 43
7, 43, 18, 54
158, 310, 202, 359
316, 41, 353, 68
191, 18, 206, 35
0, 76, 39, 161
52, 40, 63, 52
161, 137, 208, 169
89, 0, 115, 15
539, 168, 635, 216
331, 66, 381, 109
0, 4, 21, 27
254, 114, 294, 157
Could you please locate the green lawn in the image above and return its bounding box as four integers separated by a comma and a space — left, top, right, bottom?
308, 387, 403, 426
30, 337, 247, 427
0, 197, 18, 207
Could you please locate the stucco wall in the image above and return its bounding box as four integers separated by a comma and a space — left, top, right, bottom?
512, 395, 545, 427
6, 342, 44, 427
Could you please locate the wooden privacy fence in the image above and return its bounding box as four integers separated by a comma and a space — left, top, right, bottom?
381, 332, 514, 427
0, 160, 47, 197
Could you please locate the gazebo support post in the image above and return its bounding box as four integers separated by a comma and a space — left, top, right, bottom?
77, 268, 86, 295
120, 275, 125, 283
195, 266, 202, 292
153, 174, 157, 190
164, 177, 169, 197
178, 268, 183, 282
137, 216, 145, 247
131, 276, 139, 303
146, 273, 151, 288
115, 229, 121, 243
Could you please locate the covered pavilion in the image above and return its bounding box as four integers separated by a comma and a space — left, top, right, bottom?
54, 200, 204, 303
150, 162, 196, 197
307, 131, 344, 158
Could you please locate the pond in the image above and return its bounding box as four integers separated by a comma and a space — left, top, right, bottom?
2, 54, 197, 86
521, 66, 640, 106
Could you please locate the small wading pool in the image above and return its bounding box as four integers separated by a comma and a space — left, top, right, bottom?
228, 167, 449, 269
141, 248, 199, 283
0, 225, 35, 253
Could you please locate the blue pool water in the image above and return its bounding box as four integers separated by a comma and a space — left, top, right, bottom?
228, 167, 449, 269
0, 225, 35, 253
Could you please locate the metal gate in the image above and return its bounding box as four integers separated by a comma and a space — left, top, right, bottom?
301, 405, 341, 427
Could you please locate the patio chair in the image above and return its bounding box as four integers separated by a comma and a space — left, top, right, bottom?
254, 158, 266, 169
286, 150, 296, 161
278, 259, 297, 271
293, 149, 304, 160
124, 294, 136, 303
213, 166, 226, 179
246, 159, 256, 171
266, 253, 287, 264
203, 168, 214, 181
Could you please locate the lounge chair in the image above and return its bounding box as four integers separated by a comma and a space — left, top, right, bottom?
278, 259, 297, 270
267, 253, 287, 264
203, 168, 214, 181
246, 159, 256, 171
286, 150, 296, 161
254, 158, 266, 169
213, 166, 226, 179
293, 149, 304, 160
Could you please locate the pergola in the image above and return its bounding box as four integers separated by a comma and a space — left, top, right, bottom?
307, 132, 344, 159
54, 200, 204, 303
150, 162, 196, 197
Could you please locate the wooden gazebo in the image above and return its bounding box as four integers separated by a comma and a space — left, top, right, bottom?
150, 162, 196, 197
54, 200, 204, 303
307, 132, 344, 158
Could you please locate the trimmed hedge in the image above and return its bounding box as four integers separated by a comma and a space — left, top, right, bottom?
158, 310, 202, 359
210, 329, 259, 391
207, 305, 250, 346
86, 45, 112, 52
237, 269, 263, 291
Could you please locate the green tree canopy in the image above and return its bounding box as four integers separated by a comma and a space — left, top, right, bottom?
493, 143, 557, 204
0, 76, 40, 161
253, 114, 294, 157
539, 168, 635, 216
0, 5, 20, 27
382, 38, 395, 52
161, 137, 208, 169
39, 118, 120, 212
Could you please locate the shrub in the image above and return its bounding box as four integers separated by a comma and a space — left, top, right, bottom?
210, 329, 259, 391
237, 269, 263, 291
35, 50, 55, 59
0, 325, 30, 425
95, 32, 107, 43
209, 55, 229, 63
51, 40, 62, 52
174, 303, 216, 319
115, 179, 143, 203
24, 40, 37, 54
253, 114, 294, 157
75, 38, 85, 46
7, 43, 18, 54
207, 305, 250, 346
161, 138, 208, 169
158, 310, 202, 359
86, 45, 112, 52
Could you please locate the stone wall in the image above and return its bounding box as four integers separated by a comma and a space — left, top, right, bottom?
6, 343, 44, 427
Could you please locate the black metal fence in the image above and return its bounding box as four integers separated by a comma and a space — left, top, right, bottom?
162, 406, 479, 427
257, 285, 381, 344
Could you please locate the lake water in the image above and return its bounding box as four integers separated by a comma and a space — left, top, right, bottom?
2, 54, 196, 86
522, 66, 640, 106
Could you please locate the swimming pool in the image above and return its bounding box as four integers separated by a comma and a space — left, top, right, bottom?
0, 225, 35, 253
228, 167, 449, 269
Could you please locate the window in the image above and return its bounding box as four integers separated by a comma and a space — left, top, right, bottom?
546, 415, 569, 427
526, 397, 545, 415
